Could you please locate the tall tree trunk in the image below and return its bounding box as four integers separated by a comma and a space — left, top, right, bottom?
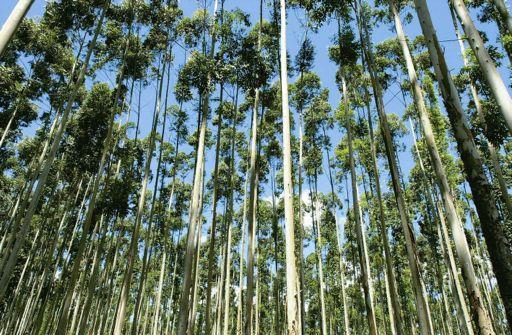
270, 162, 282, 335
280, 0, 301, 333
449, 0, 512, 132
205, 80, 225, 333
0, 0, 35, 57
343, 77, 379, 335
391, 3, 494, 333
355, 2, 435, 333
177, 1, 219, 333
412, 0, 512, 329
448, 5, 512, 219
358, 53, 405, 335
245, 2, 263, 334
409, 118, 474, 335
112, 44, 169, 335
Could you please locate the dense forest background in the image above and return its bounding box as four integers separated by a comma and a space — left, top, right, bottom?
1, 0, 512, 334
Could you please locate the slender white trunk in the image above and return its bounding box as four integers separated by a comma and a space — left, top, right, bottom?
413, 0, 512, 328
392, 3, 493, 333
280, 1, 301, 333
177, 2, 219, 332
409, 119, 473, 335
450, 0, 512, 132
0, 0, 35, 56
355, 2, 434, 332
343, 76, 379, 335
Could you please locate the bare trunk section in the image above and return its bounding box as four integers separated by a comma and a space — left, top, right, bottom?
450, 0, 512, 132
355, 2, 434, 333
412, 0, 512, 329
245, 2, 263, 333
409, 118, 474, 335
177, 1, 219, 333
391, 3, 494, 333
0, 0, 35, 57
343, 77, 378, 335
280, 0, 301, 333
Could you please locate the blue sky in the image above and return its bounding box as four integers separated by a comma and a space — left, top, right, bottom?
1, 0, 510, 238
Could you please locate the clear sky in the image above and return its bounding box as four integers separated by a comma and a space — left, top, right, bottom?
1, 0, 510, 237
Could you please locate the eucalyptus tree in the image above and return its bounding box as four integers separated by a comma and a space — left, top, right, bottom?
0, 0, 110, 301
0, 0, 35, 57
382, 1, 495, 333
291, 35, 317, 334
412, 0, 512, 328
243, 2, 265, 334
176, 1, 220, 333
354, 1, 435, 333
279, 0, 302, 333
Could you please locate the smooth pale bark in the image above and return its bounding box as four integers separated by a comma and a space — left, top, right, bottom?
112, 47, 169, 335
204, 0, 226, 326
436, 224, 455, 335
0, 5, 107, 302
449, 0, 512, 132
218, 90, 238, 335
391, 3, 493, 333
321, 130, 350, 334
448, 6, 512, 219
492, 0, 512, 35
280, 0, 301, 333
343, 77, 378, 335
236, 167, 249, 335
355, 2, 434, 333
409, 119, 473, 335
213, 241, 227, 335
412, 0, 512, 329
188, 192, 205, 335
204, 83, 225, 335
0, 0, 35, 57
270, 163, 283, 335
358, 65, 404, 335
0, 106, 18, 149
152, 249, 167, 335
244, 3, 263, 333
296, 113, 307, 335
307, 175, 328, 335
177, 2, 218, 333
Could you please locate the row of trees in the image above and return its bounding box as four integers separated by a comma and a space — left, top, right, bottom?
0, 0, 511, 334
